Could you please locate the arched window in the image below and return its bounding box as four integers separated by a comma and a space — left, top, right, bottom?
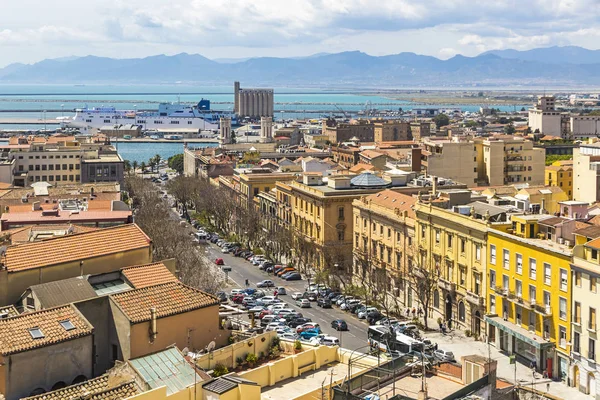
433, 290, 440, 309
458, 301, 466, 322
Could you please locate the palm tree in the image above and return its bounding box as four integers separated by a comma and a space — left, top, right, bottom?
132, 160, 139, 174
140, 162, 146, 178
123, 160, 132, 175
148, 159, 157, 174
154, 154, 162, 171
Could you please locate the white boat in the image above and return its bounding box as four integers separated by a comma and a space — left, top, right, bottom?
59, 99, 236, 132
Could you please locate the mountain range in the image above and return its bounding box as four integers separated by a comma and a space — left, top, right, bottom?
2, 46, 600, 86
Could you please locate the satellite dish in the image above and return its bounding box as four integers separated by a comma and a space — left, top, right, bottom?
206, 341, 216, 353
182, 347, 189, 354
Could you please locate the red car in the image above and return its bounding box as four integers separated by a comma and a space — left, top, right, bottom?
215, 258, 224, 265
296, 323, 320, 333
232, 294, 245, 304
259, 309, 272, 319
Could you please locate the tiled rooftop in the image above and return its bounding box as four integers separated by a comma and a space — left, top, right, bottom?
22, 375, 139, 400
121, 262, 177, 289
0, 305, 19, 318
362, 189, 416, 218
4, 224, 151, 272
0, 304, 93, 355
110, 282, 219, 323
3, 224, 98, 244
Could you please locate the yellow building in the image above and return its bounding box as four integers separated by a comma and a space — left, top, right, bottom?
277, 172, 403, 271
414, 195, 512, 338
486, 215, 572, 380
352, 189, 416, 312
545, 161, 573, 199
515, 185, 569, 214
222, 168, 296, 208
569, 227, 600, 395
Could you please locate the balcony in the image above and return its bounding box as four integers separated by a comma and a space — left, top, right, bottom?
438, 278, 456, 293
466, 290, 484, 306
493, 286, 508, 296
534, 304, 552, 316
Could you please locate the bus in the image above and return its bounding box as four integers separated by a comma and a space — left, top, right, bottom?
194, 232, 209, 244
368, 326, 424, 355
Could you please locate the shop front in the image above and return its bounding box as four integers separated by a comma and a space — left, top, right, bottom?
486, 316, 556, 376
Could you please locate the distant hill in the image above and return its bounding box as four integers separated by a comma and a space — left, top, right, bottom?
481, 45, 600, 65
2, 47, 600, 86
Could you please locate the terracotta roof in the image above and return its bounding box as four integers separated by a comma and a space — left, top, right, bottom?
4, 224, 151, 272
538, 217, 567, 227
589, 215, 600, 226
22, 375, 139, 400
575, 225, 600, 239
586, 237, 600, 249
110, 282, 219, 323
363, 189, 417, 218
3, 224, 99, 244
86, 200, 114, 210
1, 209, 132, 225
349, 163, 381, 173
0, 305, 93, 355
121, 262, 177, 289
518, 186, 565, 195
359, 150, 387, 160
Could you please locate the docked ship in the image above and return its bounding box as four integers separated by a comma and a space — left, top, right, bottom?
59, 99, 236, 133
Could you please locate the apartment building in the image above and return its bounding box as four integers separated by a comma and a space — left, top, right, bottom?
571, 229, 600, 397
373, 120, 411, 142
486, 215, 573, 381
414, 192, 512, 338
220, 168, 296, 208
322, 119, 374, 143
352, 190, 416, 311
573, 142, 600, 203
0, 136, 124, 186
546, 160, 574, 199
422, 136, 545, 187
528, 95, 564, 137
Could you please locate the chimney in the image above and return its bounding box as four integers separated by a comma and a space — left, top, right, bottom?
150, 307, 157, 342
32, 201, 41, 211
432, 176, 438, 197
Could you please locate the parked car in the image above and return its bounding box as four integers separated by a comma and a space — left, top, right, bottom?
296, 323, 321, 333
303, 292, 318, 301
230, 289, 243, 298
296, 299, 311, 308
433, 349, 455, 362
367, 311, 384, 325
257, 280, 275, 288
317, 297, 332, 308
331, 319, 348, 331
299, 328, 321, 340
327, 292, 342, 300
284, 273, 302, 281
348, 302, 364, 313
214, 258, 224, 266
291, 292, 304, 300
261, 315, 286, 326
231, 294, 245, 304
341, 299, 360, 311
320, 336, 340, 346
277, 267, 296, 277
287, 318, 312, 328
215, 291, 228, 303
260, 261, 274, 271
279, 332, 299, 341
358, 307, 378, 319
247, 306, 264, 316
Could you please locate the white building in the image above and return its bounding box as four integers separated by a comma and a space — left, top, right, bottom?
528, 96, 563, 137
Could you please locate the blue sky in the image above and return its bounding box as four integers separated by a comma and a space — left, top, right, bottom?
1, 0, 599, 67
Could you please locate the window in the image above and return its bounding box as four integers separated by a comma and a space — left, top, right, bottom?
529, 285, 536, 304
575, 270, 582, 287
337, 229, 344, 241
49, 164, 54, 170
458, 302, 465, 322
528, 309, 536, 330
379, 225, 383, 235
560, 269, 568, 291
590, 338, 596, 361
59, 320, 76, 331
559, 326, 567, 348
489, 295, 496, 314
459, 266, 466, 286
515, 254, 523, 274
490, 270, 496, 288
502, 274, 509, 291
29, 328, 45, 339
592, 276, 598, 293
590, 307, 597, 331
475, 245, 481, 261
593, 249, 599, 260
421, 225, 426, 239
490, 245, 496, 264
435, 230, 440, 244
447, 234, 453, 248
503, 249, 509, 269
574, 301, 581, 324
544, 263, 551, 285
543, 291, 551, 307
387, 228, 391, 238
338, 207, 344, 220
515, 280, 522, 297
559, 297, 567, 320
529, 258, 536, 279
574, 331, 581, 354
460, 238, 466, 254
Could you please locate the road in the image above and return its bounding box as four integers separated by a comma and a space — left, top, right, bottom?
204, 243, 369, 350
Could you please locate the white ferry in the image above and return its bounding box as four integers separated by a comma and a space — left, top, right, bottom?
59, 99, 236, 132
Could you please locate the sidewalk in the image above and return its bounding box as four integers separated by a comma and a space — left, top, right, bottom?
422, 330, 589, 400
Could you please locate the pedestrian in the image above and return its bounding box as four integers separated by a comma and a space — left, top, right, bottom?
448, 317, 452, 330
434, 343, 438, 351
418, 308, 423, 316
406, 308, 410, 317
412, 308, 416, 317
245, 279, 249, 287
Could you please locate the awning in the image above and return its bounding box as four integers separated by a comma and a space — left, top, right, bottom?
485, 316, 555, 350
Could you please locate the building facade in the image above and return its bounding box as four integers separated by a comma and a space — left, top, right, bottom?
234, 81, 274, 118
528, 96, 564, 137
322, 119, 374, 143
546, 161, 574, 199
373, 120, 411, 143
486, 216, 572, 381
573, 143, 600, 203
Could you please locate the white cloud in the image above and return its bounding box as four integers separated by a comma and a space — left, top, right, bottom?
0, 0, 599, 66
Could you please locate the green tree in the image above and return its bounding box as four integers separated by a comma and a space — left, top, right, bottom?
231, 130, 237, 144
433, 113, 450, 128
140, 162, 146, 178
154, 154, 162, 169
504, 123, 516, 135
168, 154, 184, 174
123, 160, 132, 175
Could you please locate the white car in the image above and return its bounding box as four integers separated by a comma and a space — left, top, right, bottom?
357, 307, 378, 319
265, 322, 286, 331
268, 303, 287, 311
260, 296, 278, 305
337, 296, 354, 306
291, 292, 304, 300
296, 299, 311, 308
433, 349, 455, 362
230, 289, 243, 297
341, 299, 360, 311
251, 256, 266, 266
320, 336, 340, 346
279, 332, 298, 341
261, 315, 286, 325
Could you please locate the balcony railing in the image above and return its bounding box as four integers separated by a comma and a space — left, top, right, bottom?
438, 278, 456, 293
534, 304, 552, 316
466, 290, 484, 306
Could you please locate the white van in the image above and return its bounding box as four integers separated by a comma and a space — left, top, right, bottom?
320, 336, 340, 346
